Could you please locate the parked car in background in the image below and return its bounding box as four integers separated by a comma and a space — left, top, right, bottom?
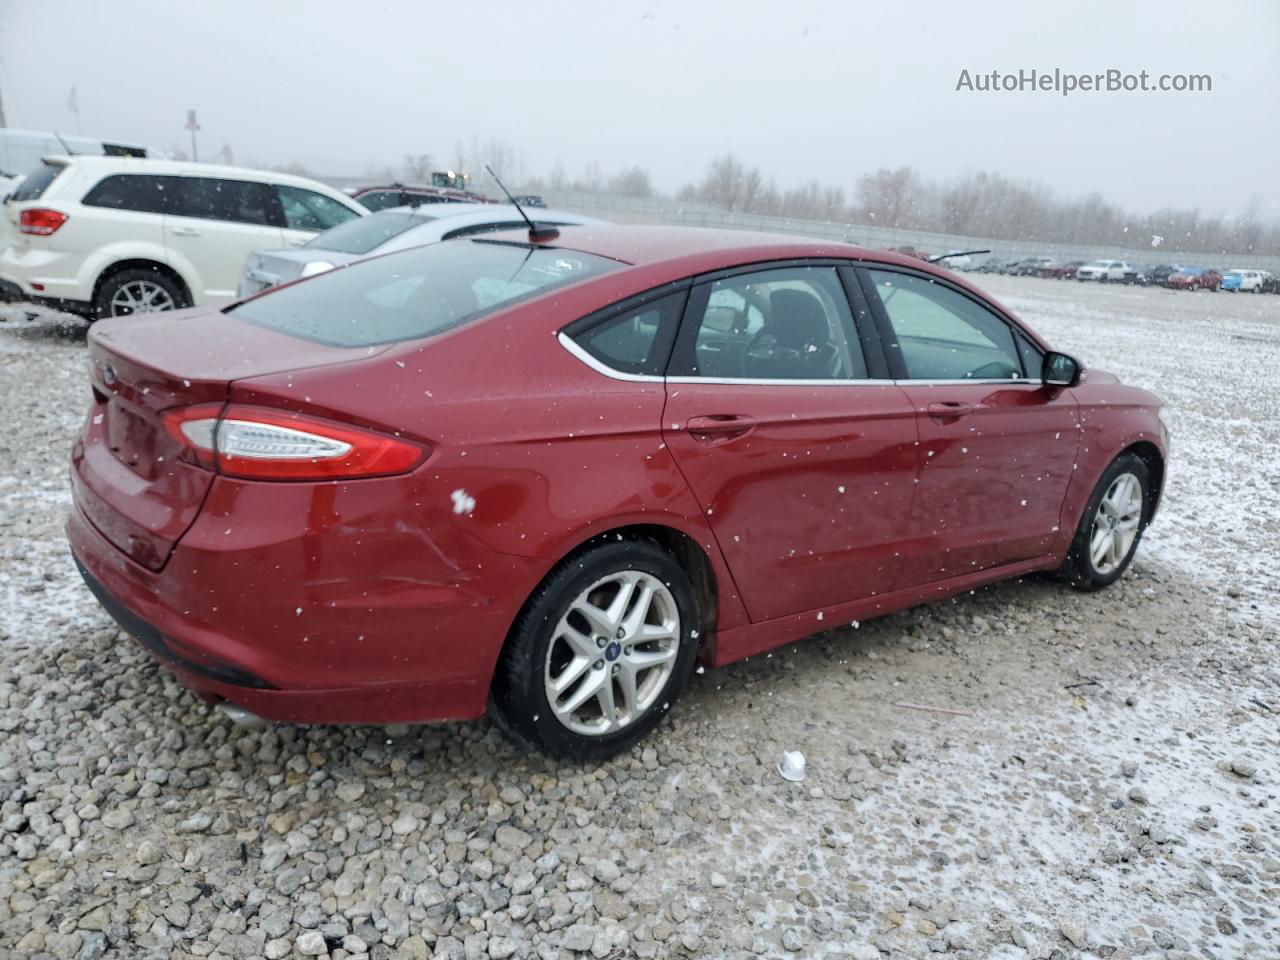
0, 156, 365, 318
69, 225, 1167, 759
1262, 274, 1280, 294
238, 203, 601, 297
1136, 264, 1179, 286
1011, 256, 1057, 276
1075, 259, 1132, 283
1220, 268, 1266, 292
353, 182, 496, 210
1043, 260, 1085, 279
512, 194, 547, 209
887, 245, 931, 261
0, 128, 151, 179
1165, 267, 1222, 291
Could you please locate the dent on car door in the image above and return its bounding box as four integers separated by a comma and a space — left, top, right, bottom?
661, 264, 918, 623
861, 267, 1080, 586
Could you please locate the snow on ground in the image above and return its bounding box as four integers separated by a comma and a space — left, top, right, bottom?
0, 285, 1277, 960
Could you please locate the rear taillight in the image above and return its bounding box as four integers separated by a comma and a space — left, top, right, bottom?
19, 208, 68, 236
162, 404, 426, 480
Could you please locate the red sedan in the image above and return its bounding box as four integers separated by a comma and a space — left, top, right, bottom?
1165, 267, 1222, 291
69, 226, 1169, 759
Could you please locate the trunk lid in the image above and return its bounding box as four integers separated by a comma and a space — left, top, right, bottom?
73, 308, 388, 570
239, 248, 360, 297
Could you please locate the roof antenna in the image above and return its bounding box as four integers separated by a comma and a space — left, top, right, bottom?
928, 248, 989, 263
485, 164, 558, 241
53, 131, 77, 155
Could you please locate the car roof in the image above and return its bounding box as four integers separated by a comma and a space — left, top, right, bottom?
475, 223, 987, 291
40, 154, 348, 191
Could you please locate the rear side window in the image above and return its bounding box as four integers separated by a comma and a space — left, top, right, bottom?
303, 210, 429, 254
571, 293, 684, 376
231, 239, 621, 347
174, 177, 271, 225
9, 162, 65, 202
82, 174, 175, 214
277, 185, 359, 231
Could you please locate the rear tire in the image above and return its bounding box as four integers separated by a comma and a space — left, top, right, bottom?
93, 267, 187, 320
490, 539, 700, 761
1059, 453, 1151, 591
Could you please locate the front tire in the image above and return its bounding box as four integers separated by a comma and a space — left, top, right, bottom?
1059, 453, 1151, 591
490, 539, 700, 761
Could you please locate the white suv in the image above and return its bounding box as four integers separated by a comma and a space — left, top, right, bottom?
1075, 259, 1132, 283
0, 156, 365, 318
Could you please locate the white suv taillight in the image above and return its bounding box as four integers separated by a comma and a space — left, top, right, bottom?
19, 208, 68, 236
163, 404, 426, 480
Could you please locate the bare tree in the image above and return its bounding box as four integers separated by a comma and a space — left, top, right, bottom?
610, 166, 653, 198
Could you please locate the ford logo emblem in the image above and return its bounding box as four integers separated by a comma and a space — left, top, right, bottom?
103, 363, 118, 386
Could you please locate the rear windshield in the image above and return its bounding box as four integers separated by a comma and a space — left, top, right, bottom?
304, 210, 430, 255
8, 161, 65, 201
231, 239, 622, 347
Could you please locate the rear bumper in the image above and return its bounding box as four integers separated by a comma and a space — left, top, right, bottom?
67, 484, 545, 723
0, 244, 92, 303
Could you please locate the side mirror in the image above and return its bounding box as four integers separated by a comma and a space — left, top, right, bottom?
1042, 351, 1082, 387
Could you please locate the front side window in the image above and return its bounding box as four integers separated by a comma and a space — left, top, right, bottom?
571, 293, 684, 376
277, 185, 359, 231
231, 239, 621, 347
174, 177, 271, 225
303, 210, 428, 254
677, 266, 866, 380
869, 270, 1023, 381
82, 174, 174, 214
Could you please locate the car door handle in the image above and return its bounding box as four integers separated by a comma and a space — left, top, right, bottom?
926, 401, 974, 420
170, 226, 200, 237
287, 238, 308, 247
686, 415, 756, 441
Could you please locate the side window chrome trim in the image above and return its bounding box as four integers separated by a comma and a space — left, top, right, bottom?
557, 333, 664, 383
667, 376, 897, 386
560, 334, 1041, 389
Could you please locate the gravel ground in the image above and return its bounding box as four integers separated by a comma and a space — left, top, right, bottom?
0, 279, 1277, 960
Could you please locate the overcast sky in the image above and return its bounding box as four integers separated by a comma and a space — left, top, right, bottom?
1, 0, 1276, 220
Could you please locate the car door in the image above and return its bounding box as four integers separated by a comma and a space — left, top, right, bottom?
859, 266, 1080, 587
661, 263, 919, 623
275, 184, 361, 248
164, 177, 284, 303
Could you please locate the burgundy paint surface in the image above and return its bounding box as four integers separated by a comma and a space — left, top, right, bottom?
68, 226, 1167, 723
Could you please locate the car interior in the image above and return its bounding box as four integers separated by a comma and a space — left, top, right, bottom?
691, 269, 863, 380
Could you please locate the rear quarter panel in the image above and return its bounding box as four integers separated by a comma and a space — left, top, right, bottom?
229, 279, 753, 635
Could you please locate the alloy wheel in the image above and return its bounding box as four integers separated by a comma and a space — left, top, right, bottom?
110, 279, 177, 316
544, 570, 680, 736
1089, 472, 1143, 574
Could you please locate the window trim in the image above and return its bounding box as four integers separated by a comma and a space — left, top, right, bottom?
855, 264, 1042, 383
559, 281, 690, 380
